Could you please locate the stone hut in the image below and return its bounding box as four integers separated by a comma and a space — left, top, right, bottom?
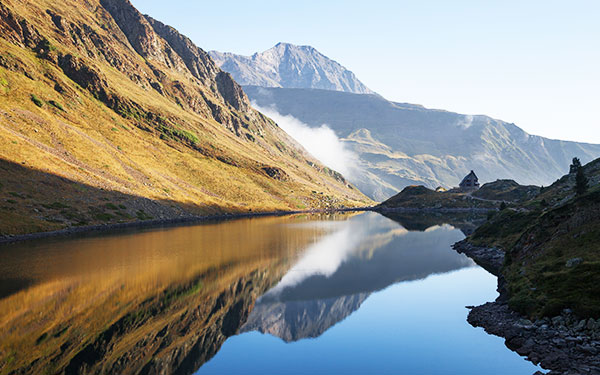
459, 170, 480, 191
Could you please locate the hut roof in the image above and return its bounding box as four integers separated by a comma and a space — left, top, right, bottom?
459, 170, 479, 187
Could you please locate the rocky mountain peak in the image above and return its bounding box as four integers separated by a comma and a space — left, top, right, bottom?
209, 42, 374, 94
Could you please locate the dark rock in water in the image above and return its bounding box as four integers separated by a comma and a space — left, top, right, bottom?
452, 239, 504, 276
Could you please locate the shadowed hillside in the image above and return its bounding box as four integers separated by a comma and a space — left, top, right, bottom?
468, 158, 600, 319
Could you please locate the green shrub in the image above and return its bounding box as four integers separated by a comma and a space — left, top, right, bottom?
48, 100, 64, 111
93, 212, 114, 221
114, 211, 133, 219
136, 209, 153, 220
42, 202, 70, 209
37, 38, 56, 53
104, 203, 119, 210
31, 94, 43, 107
158, 125, 199, 145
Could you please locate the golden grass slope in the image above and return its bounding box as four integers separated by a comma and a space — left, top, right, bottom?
0, 0, 371, 235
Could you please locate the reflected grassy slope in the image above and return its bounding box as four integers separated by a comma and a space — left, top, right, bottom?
0, 214, 352, 374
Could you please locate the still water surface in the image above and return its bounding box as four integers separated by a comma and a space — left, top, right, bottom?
0, 211, 539, 374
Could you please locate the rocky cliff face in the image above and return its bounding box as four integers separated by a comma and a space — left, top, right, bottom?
0, 0, 369, 236
209, 43, 374, 94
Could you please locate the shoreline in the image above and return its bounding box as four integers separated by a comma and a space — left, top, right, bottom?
0, 206, 375, 246
374, 206, 494, 213
453, 240, 600, 375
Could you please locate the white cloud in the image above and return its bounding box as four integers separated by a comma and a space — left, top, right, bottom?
254, 103, 361, 179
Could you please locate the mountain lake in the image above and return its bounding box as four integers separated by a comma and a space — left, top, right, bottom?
0, 211, 541, 374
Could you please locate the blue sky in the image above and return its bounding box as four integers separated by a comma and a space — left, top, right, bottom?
131, 0, 600, 143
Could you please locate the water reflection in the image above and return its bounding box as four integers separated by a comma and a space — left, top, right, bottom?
0, 214, 347, 375
241, 213, 473, 342
0, 211, 537, 375
199, 212, 539, 375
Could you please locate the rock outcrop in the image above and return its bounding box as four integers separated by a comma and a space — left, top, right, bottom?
468, 302, 600, 375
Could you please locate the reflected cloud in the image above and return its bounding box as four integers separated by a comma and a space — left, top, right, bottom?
245, 212, 476, 342
265, 222, 366, 297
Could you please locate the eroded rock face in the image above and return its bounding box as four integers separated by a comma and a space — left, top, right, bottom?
261, 166, 289, 181
100, 0, 187, 73
1, 0, 254, 131
0, 2, 41, 47
57, 53, 110, 100
215, 71, 249, 112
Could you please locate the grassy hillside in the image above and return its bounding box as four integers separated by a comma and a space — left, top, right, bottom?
377, 179, 537, 210
469, 158, 600, 318
378, 185, 496, 210
472, 179, 539, 202
0, 0, 370, 236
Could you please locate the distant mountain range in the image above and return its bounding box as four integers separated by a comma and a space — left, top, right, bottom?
209, 43, 374, 94
246, 86, 600, 200
212, 43, 600, 201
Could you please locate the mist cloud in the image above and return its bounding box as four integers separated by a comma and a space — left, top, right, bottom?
253, 103, 360, 179
456, 114, 474, 129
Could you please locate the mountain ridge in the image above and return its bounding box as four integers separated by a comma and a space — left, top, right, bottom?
244, 86, 600, 201
0, 0, 369, 236
209, 42, 374, 94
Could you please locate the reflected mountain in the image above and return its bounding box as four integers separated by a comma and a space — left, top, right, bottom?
241, 212, 476, 342
381, 210, 488, 236
0, 214, 344, 375
242, 293, 369, 343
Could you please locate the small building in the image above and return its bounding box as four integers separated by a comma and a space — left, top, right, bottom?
459, 170, 480, 191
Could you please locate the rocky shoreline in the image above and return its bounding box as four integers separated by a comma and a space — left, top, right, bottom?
375, 206, 494, 213
453, 240, 600, 375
